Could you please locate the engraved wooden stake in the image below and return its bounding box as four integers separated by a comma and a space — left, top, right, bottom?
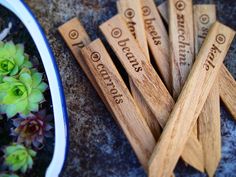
220, 65, 236, 120
81, 39, 156, 171
140, 0, 171, 92
117, 0, 149, 60
100, 14, 204, 172
194, 5, 221, 177
194, 5, 216, 56
149, 22, 235, 177
169, 0, 195, 100
117, 0, 161, 140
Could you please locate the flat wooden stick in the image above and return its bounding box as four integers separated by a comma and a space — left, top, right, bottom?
194, 5, 216, 56
220, 65, 236, 120
99, 14, 204, 172
194, 5, 221, 177
140, 0, 171, 92
169, 0, 195, 100
81, 39, 156, 170
168, 0, 198, 148
117, 0, 161, 140
117, 0, 149, 60
198, 80, 221, 176
157, 1, 168, 23
149, 21, 235, 177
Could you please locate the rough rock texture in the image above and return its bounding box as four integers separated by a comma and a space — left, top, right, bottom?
25, 0, 236, 177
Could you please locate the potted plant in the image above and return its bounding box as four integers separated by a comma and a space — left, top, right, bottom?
0, 1, 68, 177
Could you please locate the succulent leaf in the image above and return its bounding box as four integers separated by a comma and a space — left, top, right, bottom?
37, 82, 48, 92
28, 89, 44, 103
32, 72, 42, 87
5, 105, 18, 118
28, 102, 39, 112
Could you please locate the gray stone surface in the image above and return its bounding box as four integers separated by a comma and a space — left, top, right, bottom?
26, 0, 236, 177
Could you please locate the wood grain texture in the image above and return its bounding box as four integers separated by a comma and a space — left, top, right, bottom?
81, 39, 156, 170
169, 0, 195, 100
194, 5, 221, 177
157, 1, 168, 23
140, 0, 171, 92
198, 80, 221, 177
220, 65, 236, 120
117, 0, 161, 140
130, 81, 162, 140
100, 14, 204, 172
149, 21, 235, 177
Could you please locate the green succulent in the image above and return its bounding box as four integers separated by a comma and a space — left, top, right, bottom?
0, 68, 48, 118
0, 173, 19, 177
0, 41, 32, 79
4, 144, 36, 173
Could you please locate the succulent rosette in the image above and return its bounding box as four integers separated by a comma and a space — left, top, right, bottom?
0, 41, 32, 80
3, 144, 36, 173
0, 68, 48, 118
12, 110, 53, 148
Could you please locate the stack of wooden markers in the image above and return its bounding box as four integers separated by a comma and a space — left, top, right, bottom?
58, 0, 236, 176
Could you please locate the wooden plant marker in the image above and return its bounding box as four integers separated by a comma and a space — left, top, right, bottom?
220, 65, 236, 120
194, 5, 221, 177
159, 0, 236, 133
117, 0, 149, 60
117, 0, 161, 140
169, 0, 195, 100
194, 5, 217, 55
169, 0, 198, 152
149, 22, 235, 177
59, 18, 157, 171
100, 14, 204, 172
157, 1, 168, 23
140, 0, 171, 92
81, 39, 157, 171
